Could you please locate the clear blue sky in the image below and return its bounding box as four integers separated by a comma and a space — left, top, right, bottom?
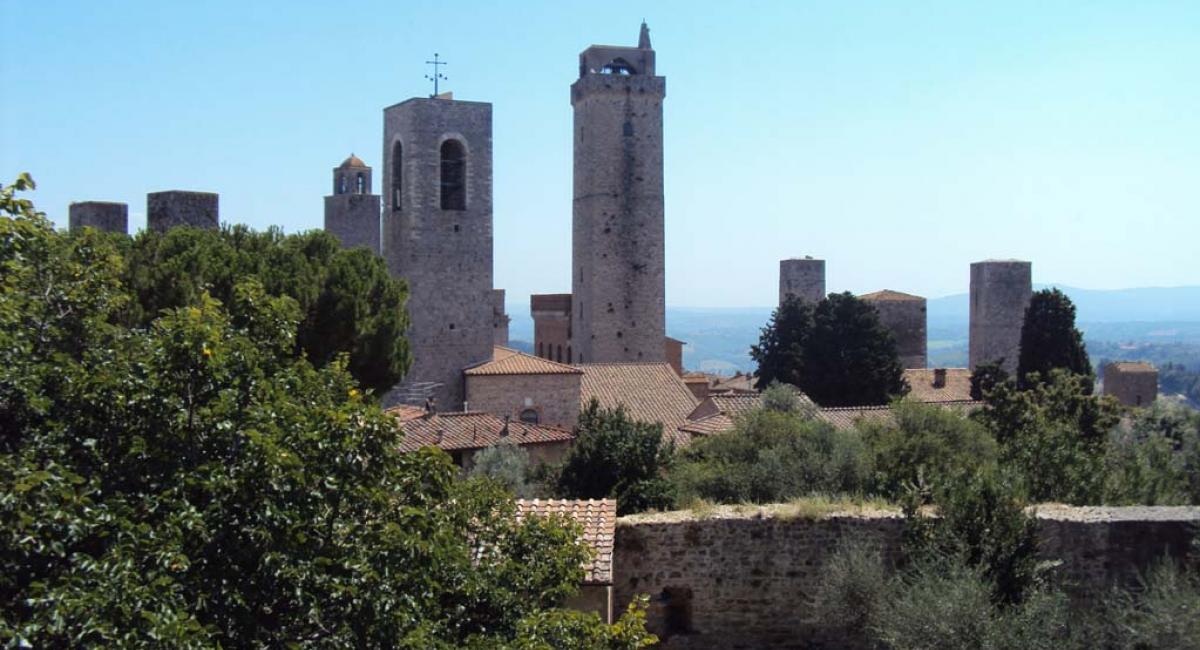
3, 1, 1198, 307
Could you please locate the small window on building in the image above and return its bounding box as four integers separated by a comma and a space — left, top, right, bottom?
567, 346, 572, 364
337, 174, 347, 195
440, 139, 466, 210
356, 172, 365, 195
557, 345, 563, 363
391, 141, 402, 210
519, 408, 539, 424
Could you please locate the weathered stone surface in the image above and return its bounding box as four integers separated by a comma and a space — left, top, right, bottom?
324, 158, 380, 253
147, 190, 218, 232
969, 259, 1031, 374
861, 291, 927, 369
779, 258, 825, 306
68, 201, 127, 234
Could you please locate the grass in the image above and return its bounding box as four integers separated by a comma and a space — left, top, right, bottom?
678, 494, 899, 521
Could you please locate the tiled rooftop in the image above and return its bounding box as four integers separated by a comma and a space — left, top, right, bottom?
516, 498, 616, 584
465, 346, 582, 376
396, 411, 574, 452
1107, 361, 1157, 373
577, 362, 699, 446
817, 400, 982, 431
860, 289, 924, 302
384, 404, 427, 422
902, 368, 974, 403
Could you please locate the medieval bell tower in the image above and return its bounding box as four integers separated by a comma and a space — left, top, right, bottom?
571, 22, 667, 364
323, 154, 381, 253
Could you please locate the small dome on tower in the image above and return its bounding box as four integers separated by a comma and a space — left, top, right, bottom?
338, 154, 368, 169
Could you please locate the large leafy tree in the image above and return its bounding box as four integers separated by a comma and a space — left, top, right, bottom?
1016, 288, 1092, 390
754, 293, 907, 406
120, 222, 410, 395
555, 400, 674, 515
0, 178, 652, 648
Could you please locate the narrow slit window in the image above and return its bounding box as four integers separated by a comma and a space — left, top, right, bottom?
440, 140, 466, 211
391, 141, 402, 210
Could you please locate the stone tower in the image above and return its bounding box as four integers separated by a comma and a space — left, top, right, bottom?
69, 201, 127, 234
147, 191, 218, 232
571, 22, 666, 364
383, 97, 493, 409
969, 260, 1032, 374
861, 290, 928, 369
779, 257, 825, 305
324, 154, 381, 253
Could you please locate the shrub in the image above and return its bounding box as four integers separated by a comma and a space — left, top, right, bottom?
469, 441, 539, 498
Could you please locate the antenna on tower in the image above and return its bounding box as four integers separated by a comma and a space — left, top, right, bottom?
425, 53, 449, 97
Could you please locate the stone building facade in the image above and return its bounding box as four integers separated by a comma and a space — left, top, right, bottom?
532, 293, 573, 363
861, 289, 927, 369
1104, 361, 1158, 407
68, 201, 127, 234
147, 190, 219, 232
464, 348, 583, 428
491, 289, 510, 347
382, 97, 494, 410
969, 259, 1031, 374
779, 256, 825, 305
571, 23, 666, 365
323, 154, 381, 253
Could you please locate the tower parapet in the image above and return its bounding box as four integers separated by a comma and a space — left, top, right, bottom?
69, 201, 127, 234
779, 257, 825, 305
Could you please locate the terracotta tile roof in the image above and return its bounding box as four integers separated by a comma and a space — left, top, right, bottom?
817, 400, 983, 431
903, 368, 974, 403
711, 373, 757, 393
1107, 361, 1157, 373
465, 346, 582, 376
516, 499, 616, 584
678, 413, 736, 437
860, 289, 924, 302
396, 411, 574, 452
384, 404, 427, 422
577, 362, 699, 446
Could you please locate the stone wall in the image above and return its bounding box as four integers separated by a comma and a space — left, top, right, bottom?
69, 201, 128, 234
147, 191, 219, 232
465, 372, 582, 429
612, 504, 1199, 649
862, 292, 927, 369
1104, 363, 1158, 407
532, 293, 572, 362
324, 193, 381, 253
779, 258, 825, 306
968, 260, 1031, 374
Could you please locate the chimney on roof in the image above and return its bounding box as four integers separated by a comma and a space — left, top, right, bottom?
424, 397, 436, 414
933, 368, 947, 389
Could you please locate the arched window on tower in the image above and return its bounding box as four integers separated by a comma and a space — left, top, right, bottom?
519, 408, 539, 424
391, 141, 402, 211
337, 174, 347, 195
355, 173, 365, 195
440, 139, 466, 211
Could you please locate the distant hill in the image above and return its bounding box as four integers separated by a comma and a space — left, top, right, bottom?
507, 285, 1200, 374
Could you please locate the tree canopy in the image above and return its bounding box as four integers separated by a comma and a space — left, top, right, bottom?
752, 293, 908, 406
0, 177, 653, 648
1017, 288, 1092, 390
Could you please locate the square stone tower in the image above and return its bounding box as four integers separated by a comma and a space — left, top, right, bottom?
147, 191, 218, 232
861, 290, 928, 369
383, 96, 494, 410
69, 201, 128, 234
571, 22, 666, 364
324, 154, 381, 253
969, 260, 1032, 374
779, 257, 826, 305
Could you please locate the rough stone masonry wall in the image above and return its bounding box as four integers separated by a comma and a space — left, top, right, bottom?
1104, 367, 1159, 407
779, 258, 825, 306
865, 297, 927, 369
324, 193, 381, 254
147, 191, 219, 232
465, 372, 582, 429
613, 505, 1199, 649
968, 260, 1031, 375
69, 201, 128, 234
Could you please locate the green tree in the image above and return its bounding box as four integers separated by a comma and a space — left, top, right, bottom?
969, 359, 1010, 401
470, 441, 538, 498
671, 407, 870, 505
554, 400, 674, 515
0, 181, 651, 648
1017, 288, 1092, 390
751, 296, 813, 390
121, 224, 409, 395
753, 293, 907, 406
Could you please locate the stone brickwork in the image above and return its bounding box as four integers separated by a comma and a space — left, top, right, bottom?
664, 337, 684, 375
613, 504, 1199, 648
324, 155, 380, 253
779, 257, 825, 306
382, 97, 494, 409
1104, 362, 1158, 407
969, 259, 1031, 374
861, 290, 927, 369
68, 201, 128, 234
491, 289, 510, 347
571, 24, 666, 365
532, 293, 573, 363
465, 372, 582, 429
147, 191, 219, 232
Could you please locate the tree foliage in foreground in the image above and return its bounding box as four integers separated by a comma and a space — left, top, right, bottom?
753, 293, 907, 406
0, 178, 654, 648
1017, 288, 1092, 390
120, 214, 411, 394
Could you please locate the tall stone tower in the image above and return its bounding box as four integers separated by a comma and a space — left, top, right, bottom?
324, 154, 381, 253
779, 257, 826, 305
69, 201, 128, 234
969, 260, 1032, 374
861, 290, 928, 369
571, 22, 666, 364
147, 191, 218, 232
383, 97, 493, 409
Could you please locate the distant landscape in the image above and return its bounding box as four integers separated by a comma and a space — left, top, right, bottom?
508, 285, 1200, 378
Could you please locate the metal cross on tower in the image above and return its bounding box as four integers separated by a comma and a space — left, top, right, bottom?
425, 53, 448, 97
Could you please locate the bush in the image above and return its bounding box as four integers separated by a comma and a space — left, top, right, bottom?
813, 542, 888, 645
672, 407, 870, 505
1100, 561, 1200, 649
469, 442, 539, 498
860, 400, 997, 501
